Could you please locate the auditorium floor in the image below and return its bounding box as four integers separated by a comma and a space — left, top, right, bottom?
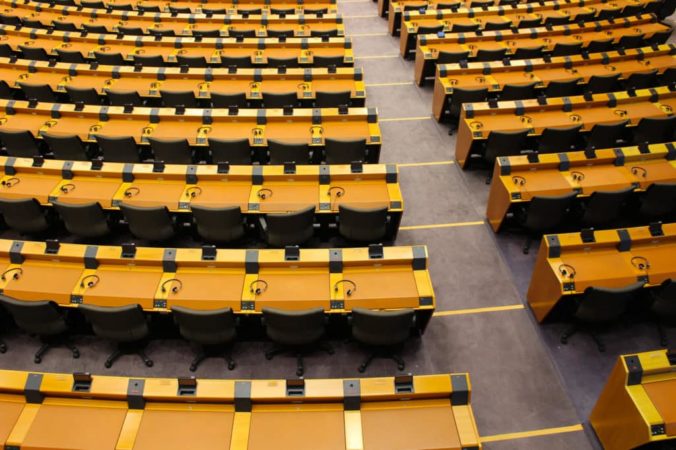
0, 5, 674, 449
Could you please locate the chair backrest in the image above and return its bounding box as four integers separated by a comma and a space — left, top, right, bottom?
0, 295, 67, 336
0, 130, 41, 158
265, 205, 315, 247
617, 34, 645, 49
221, 56, 252, 68
191, 205, 245, 243
544, 78, 581, 97
151, 29, 175, 38
108, 90, 144, 107
267, 28, 294, 38
310, 29, 339, 38
512, 46, 544, 59
118, 26, 144, 36
484, 130, 530, 164
208, 138, 252, 164
79, 304, 149, 343
19, 46, 49, 61
313, 55, 344, 67
437, 51, 469, 64
500, 83, 537, 101
522, 193, 577, 233
18, 82, 57, 102
624, 70, 658, 90
315, 91, 351, 108
262, 307, 326, 346
581, 187, 634, 227
596, 7, 621, 20
325, 138, 367, 164
147, 137, 193, 164
119, 203, 176, 241
94, 52, 125, 66
448, 87, 488, 116
160, 90, 198, 108
42, 132, 90, 161
418, 25, 444, 34
211, 92, 248, 108
651, 279, 676, 318
551, 42, 583, 57
0, 198, 49, 234
134, 54, 164, 67
172, 306, 237, 346
263, 92, 298, 108
450, 23, 479, 33
267, 58, 299, 69
193, 29, 222, 38
576, 282, 645, 323
660, 67, 675, 85
83, 24, 108, 34
271, 8, 295, 14
585, 39, 613, 54
517, 18, 542, 28
66, 86, 99, 104
647, 30, 671, 46
95, 135, 141, 162
338, 205, 388, 242
475, 48, 506, 62
56, 49, 86, 63
538, 125, 582, 153
586, 74, 621, 94
351, 308, 414, 347
484, 20, 512, 31
231, 28, 257, 39
305, 7, 328, 14
268, 140, 311, 164
544, 16, 570, 26
639, 183, 676, 219
52, 201, 111, 238
169, 5, 191, 13
586, 120, 629, 150
633, 116, 676, 146
177, 55, 207, 68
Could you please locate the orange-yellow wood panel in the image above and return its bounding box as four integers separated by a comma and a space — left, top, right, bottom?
2, 262, 83, 304
644, 379, 676, 436
165, 268, 245, 310
342, 267, 420, 310
254, 269, 330, 311
0, 395, 24, 446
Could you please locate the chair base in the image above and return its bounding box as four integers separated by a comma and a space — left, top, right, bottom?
265, 342, 334, 377
560, 323, 606, 352
34, 338, 79, 364
189, 345, 236, 372
657, 322, 669, 347
104, 342, 153, 369
522, 236, 533, 254
0, 340, 6, 353
358, 349, 406, 373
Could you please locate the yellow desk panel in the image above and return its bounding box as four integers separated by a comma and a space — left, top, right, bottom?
0, 394, 24, 446
644, 379, 676, 437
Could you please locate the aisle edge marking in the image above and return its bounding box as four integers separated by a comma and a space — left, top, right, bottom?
480, 424, 585, 443
434, 304, 524, 317
399, 220, 484, 230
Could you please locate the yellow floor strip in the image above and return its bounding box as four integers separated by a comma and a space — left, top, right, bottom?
480, 424, 585, 443
351, 32, 389, 37
379, 116, 432, 122
354, 54, 400, 60
434, 304, 524, 317
366, 81, 413, 87
397, 160, 453, 167
399, 220, 484, 230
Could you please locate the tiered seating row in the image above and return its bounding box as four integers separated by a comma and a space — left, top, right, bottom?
39, 0, 338, 14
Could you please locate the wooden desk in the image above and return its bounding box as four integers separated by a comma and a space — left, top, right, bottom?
0, 240, 435, 329
414, 14, 668, 84
0, 371, 480, 450
485, 143, 676, 231
66, 0, 338, 14
0, 26, 354, 67
526, 223, 676, 322
380, 0, 527, 20
0, 1, 344, 38
455, 86, 676, 168
433, 44, 675, 121
0, 100, 381, 161
591, 349, 676, 450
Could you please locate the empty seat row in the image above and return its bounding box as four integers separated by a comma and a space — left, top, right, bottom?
433, 45, 675, 121
381, 0, 526, 19
0, 370, 479, 450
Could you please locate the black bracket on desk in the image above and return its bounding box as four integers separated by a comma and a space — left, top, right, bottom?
72, 372, 92, 392
368, 243, 383, 259
121, 242, 137, 258
624, 355, 643, 385
580, 228, 595, 243
177, 377, 197, 396
394, 374, 414, 394
235, 381, 251, 412
202, 244, 217, 261
127, 379, 145, 409
45, 239, 60, 255
649, 222, 663, 237
343, 379, 360, 410
285, 245, 300, 261
24, 373, 44, 404
286, 379, 305, 396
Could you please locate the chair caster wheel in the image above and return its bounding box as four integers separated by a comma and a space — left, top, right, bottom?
661, 339, 668, 347
145, 360, 154, 367
228, 362, 236, 370
34, 356, 41, 364
104, 361, 112, 368
560, 337, 568, 345
0, 345, 6, 354
73, 350, 80, 359
397, 363, 405, 370
296, 369, 304, 377
189, 365, 197, 372
358, 365, 366, 373
265, 352, 273, 360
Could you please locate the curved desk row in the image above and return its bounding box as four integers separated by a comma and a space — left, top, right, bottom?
591, 349, 676, 450
485, 143, 676, 231
0, 100, 382, 158
380, 0, 527, 20
455, 86, 676, 168
0, 2, 344, 37
526, 223, 676, 322
0, 371, 480, 450
0, 240, 435, 327
48, 0, 338, 14
0, 27, 354, 67
414, 14, 668, 84
433, 44, 675, 121
400, 0, 647, 54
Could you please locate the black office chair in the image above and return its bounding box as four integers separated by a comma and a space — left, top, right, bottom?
447, 87, 488, 132
436, 1, 461, 8
544, 79, 581, 98
617, 34, 645, 50
632, 116, 676, 147
483, 130, 530, 181
263, 92, 298, 108
42, 133, 92, 161
512, 46, 544, 60
0, 130, 42, 158
650, 279, 676, 347
578, 187, 634, 228
0, 13, 21, 25
637, 183, 676, 220
325, 138, 367, 164
268, 58, 299, 69
543, 15, 569, 26
499, 83, 538, 101
661, 68, 676, 86
118, 26, 144, 36
19, 46, 50, 61
168, 5, 191, 13
572, 11, 596, 22
160, 90, 198, 108
561, 282, 644, 352
437, 50, 469, 64
18, 82, 58, 103
0, 44, 10, 58
268, 29, 295, 38
305, 7, 329, 14
596, 7, 622, 20
338, 205, 388, 243
172, 306, 237, 371
271, 7, 295, 14
262, 307, 332, 376
193, 29, 222, 39
237, 7, 262, 15
475, 48, 507, 62
646, 30, 671, 46
469, 0, 492, 7
177, 55, 208, 68
94, 52, 126, 66
211, 92, 248, 108
516, 193, 577, 253
81, 0, 105, 8
450, 23, 479, 33
83, 24, 109, 34
119, 203, 177, 242
551, 42, 583, 57
315, 91, 351, 108
310, 29, 339, 38
268, 140, 311, 164
313, 55, 344, 68
95, 135, 142, 162
79, 304, 153, 368
0, 198, 50, 235
231, 28, 258, 39
138, 4, 161, 12
66, 86, 100, 105
134, 55, 164, 68
110, 3, 132, 10
585, 121, 628, 151
586, 74, 622, 94
623, 70, 658, 90
151, 29, 175, 38
0, 295, 79, 363
537, 125, 582, 154
351, 308, 415, 372
202, 7, 227, 14
108, 90, 144, 107
147, 137, 194, 164
585, 39, 614, 54
619, 3, 644, 15
484, 20, 512, 31
56, 49, 86, 64
221, 56, 253, 68
208, 138, 252, 164
262, 205, 315, 247
52, 201, 112, 239
517, 18, 542, 28
191, 205, 246, 244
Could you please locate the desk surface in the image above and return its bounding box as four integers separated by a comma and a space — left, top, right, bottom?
644, 379, 676, 436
